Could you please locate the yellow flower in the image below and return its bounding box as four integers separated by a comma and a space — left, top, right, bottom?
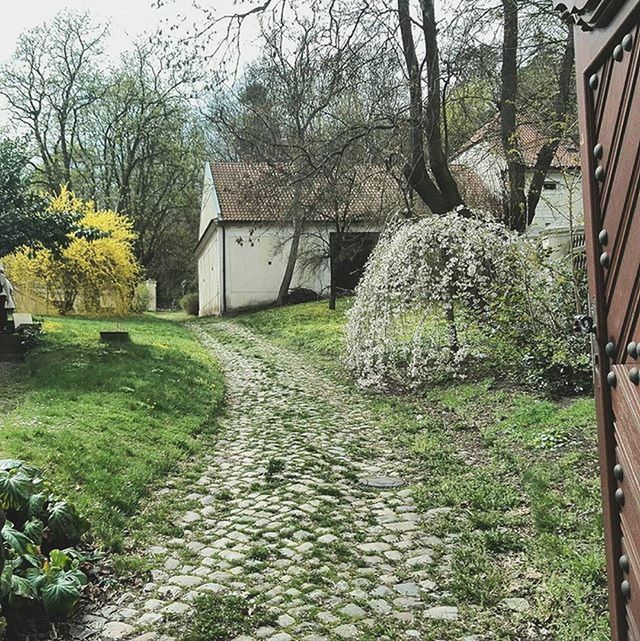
3, 187, 140, 316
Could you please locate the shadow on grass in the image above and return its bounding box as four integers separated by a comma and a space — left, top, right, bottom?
0, 314, 224, 549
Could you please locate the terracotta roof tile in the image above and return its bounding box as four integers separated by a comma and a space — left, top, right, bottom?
449, 164, 502, 212
209, 162, 402, 223
455, 118, 580, 168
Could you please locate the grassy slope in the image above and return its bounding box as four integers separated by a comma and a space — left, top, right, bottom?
0, 314, 223, 550
236, 301, 607, 641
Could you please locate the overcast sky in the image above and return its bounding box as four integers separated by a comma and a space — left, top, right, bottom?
0, 0, 264, 64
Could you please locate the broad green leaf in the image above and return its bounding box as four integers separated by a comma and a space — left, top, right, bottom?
0, 470, 34, 509
41, 570, 84, 617
49, 549, 70, 570
0, 460, 42, 479
24, 567, 46, 590
1, 520, 31, 555
47, 499, 87, 542
70, 569, 87, 586
63, 547, 102, 563
23, 518, 44, 545
10, 574, 37, 600
27, 492, 47, 518
0, 565, 12, 599
22, 553, 43, 568
0, 460, 24, 472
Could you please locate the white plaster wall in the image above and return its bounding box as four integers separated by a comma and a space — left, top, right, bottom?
199, 163, 221, 239
454, 144, 584, 234
198, 225, 222, 316
527, 169, 584, 234
145, 279, 157, 312
223, 223, 329, 311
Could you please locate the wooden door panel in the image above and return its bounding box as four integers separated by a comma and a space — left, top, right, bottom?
555, 1, 640, 639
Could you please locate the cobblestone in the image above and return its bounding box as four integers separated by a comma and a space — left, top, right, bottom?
73, 321, 457, 640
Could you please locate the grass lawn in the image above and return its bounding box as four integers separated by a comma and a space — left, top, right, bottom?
0, 314, 223, 550
235, 300, 608, 641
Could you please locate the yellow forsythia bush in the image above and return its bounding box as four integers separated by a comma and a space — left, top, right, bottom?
3, 187, 140, 315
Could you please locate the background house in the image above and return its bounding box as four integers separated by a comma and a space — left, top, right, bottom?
197, 162, 400, 316
451, 121, 584, 250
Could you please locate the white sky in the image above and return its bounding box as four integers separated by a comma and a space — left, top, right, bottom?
0, 0, 263, 64
1, 1, 163, 63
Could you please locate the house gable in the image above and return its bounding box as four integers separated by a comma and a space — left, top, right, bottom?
198, 162, 222, 242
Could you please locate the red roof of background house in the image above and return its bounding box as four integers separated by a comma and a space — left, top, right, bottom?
454, 118, 580, 169
208, 162, 403, 223
449, 164, 502, 212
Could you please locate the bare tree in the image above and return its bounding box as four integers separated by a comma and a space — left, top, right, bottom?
208, 5, 386, 305
0, 10, 108, 192
494, 0, 576, 230
162, 0, 470, 220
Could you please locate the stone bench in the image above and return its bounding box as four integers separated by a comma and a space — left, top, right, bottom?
11, 313, 40, 333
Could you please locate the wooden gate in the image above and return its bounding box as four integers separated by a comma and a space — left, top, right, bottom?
554, 1, 640, 638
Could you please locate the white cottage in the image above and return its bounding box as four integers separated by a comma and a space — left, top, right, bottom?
196, 162, 399, 316
451, 120, 584, 235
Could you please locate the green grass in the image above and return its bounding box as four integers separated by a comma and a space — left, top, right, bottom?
233, 300, 608, 641
178, 593, 274, 641
233, 298, 351, 364
0, 314, 223, 550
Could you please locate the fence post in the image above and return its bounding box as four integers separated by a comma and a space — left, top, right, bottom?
0, 294, 7, 334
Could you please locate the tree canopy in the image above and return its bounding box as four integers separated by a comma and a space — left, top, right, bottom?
0, 140, 89, 257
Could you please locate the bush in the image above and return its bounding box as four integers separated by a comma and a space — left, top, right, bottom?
489, 241, 591, 394
3, 186, 140, 315
0, 460, 90, 623
345, 211, 516, 389
180, 292, 199, 315
345, 211, 590, 395
131, 282, 151, 313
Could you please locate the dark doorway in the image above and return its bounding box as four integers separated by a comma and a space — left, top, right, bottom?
329, 232, 379, 305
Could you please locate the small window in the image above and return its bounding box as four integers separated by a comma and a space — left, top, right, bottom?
543, 182, 557, 190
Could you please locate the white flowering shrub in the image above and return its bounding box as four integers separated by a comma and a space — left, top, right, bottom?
345, 212, 516, 388
345, 211, 590, 394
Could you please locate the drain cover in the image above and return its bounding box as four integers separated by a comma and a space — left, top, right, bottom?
358, 476, 406, 489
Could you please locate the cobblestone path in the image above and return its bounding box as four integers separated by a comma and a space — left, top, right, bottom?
75, 321, 463, 641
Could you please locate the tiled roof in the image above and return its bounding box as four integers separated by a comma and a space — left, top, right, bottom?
455, 118, 580, 168
449, 164, 502, 212
209, 162, 402, 223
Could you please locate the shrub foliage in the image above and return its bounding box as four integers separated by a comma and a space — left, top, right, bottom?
181, 292, 199, 316
0, 460, 90, 623
3, 187, 140, 315
345, 212, 589, 394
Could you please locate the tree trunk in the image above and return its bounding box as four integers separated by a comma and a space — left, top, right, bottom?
277, 218, 303, 306
420, 0, 465, 211
525, 28, 575, 224
397, 0, 465, 214
329, 232, 340, 310
500, 0, 527, 232
444, 295, 458, 354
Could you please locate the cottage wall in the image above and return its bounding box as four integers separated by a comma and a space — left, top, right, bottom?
197, 224, 222, 316
453, 144, 584, 234
224, 223, 330, 311
197, 221, 378, 315
528, 169, 584, 233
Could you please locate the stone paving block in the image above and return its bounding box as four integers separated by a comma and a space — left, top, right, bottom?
70, 322, 457, 641
102, 622, 135, 640
425, 605, 459, 620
